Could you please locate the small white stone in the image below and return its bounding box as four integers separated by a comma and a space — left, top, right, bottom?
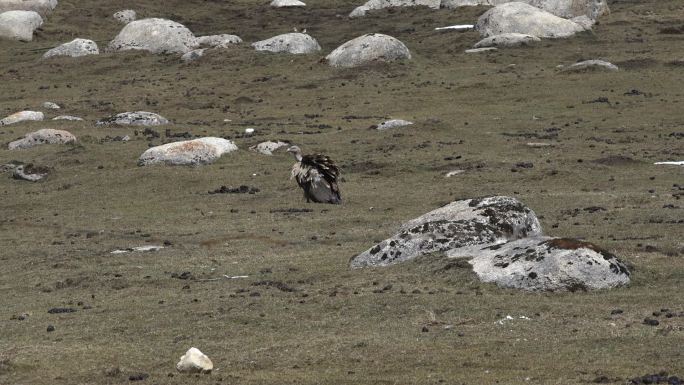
376, 119, 413, 130
445, 170, 465, 177
176, 347, 213, 374
113, 9, 136, 24
244, 128, 255, 135
654, 161, 684, 166
249, 140, 289, 155
270, 0, 306, 7
42, 101, 60, 109
53, 115, 83, 121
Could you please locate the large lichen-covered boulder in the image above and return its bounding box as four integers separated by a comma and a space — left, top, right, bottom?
326, 33, 411, 68
43, 38, 99, 58
476, 2, 585, 38
349, 0, 440, 18
138, 137, 237, 166
107, 18, 198, 54
0, 0, 57, 17
252, 33, 321, 54
447, 237, 630, 291
0, 10, 41, 41
350, 196, 542, 268
441, 0, 608, 19
96, 111, 168, 126
8, 128, 76, 149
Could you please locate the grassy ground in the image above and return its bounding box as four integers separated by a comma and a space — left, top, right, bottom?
0, 0, 682, 384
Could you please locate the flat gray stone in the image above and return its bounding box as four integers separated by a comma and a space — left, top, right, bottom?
249, 140, 290, 155
8, 128, 76, 149
96, 111, 169, 126
270, 0, 306, 7
252, 33, 321, 54
197, 34, 242, 48
376, 119, 413, 130
138, 137, 238, 166
447, 237, 631, 291
559, 59, 618, 72
474, 33, 540, 48
349, 0, 440, 18
53, 115, 83, 121
43, 38, 99, 58
1, 110, 44, 125
181, 48, 205, 62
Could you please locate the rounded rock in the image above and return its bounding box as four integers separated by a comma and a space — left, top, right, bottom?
326, 33, 411, 68
107, 18, 198, 54
252, 33, 321, 54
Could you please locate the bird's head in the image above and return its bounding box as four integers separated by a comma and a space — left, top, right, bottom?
286, 145, 303, 161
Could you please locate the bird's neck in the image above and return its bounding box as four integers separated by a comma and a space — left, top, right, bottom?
294, 153, 303, 162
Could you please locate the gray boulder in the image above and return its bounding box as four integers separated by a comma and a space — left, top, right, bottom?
252, 33, 321, 54
0, 0, 57, 17
96, 111, 168, 126
113, 9, 135, 24
107, 18, 198, 54
42, 101, 60, 109
0, 10, 42, 41
326, 33, 411, 68
197, 34, 242, 48
350, 196, 542, 268
447, 237, 630, 291
138, 137, 238, 166
1, 110, 44, 125
350, 0, 440, 18
474, 32, 540, 48
441, 0, 608, 19
559, 59, 618, 72
43, 38, 99, 58
270, 0, 306, 7
476, 2, 585, 38
8, 128, 76, 149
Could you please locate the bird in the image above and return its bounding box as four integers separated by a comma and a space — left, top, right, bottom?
286, 145, 342, 204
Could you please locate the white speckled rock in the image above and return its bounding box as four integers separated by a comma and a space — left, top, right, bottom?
1, 110, 44, 125
474, 33, 540, 48
559, 59, 618, 72
42, 101, 60, 109
350, 196, 542, 268
326, 33, 411, 68
252, 33, 321, 54
0, 0, 57, 17
197, 34, 242, 48
446, 237, 630, 291
113, 9, 135, 24
376, 119, 413, 130
138, 137, 237, 166
43, 38, 99, 58
53, 115, 83, 121
570, 15, 595, 29
0, 10, 42, 41
349, 0, 440, 18
249, 140, 289, 155
476, 2, 585, 38
176, 348, 213, 374
96, 111, 168, 126
181, 48, 205, 62
107, 18, 198, 54
441, 0, 608, 19
270, 0, 306, 7
8, 128, 76, 149
12, 163, 49, 181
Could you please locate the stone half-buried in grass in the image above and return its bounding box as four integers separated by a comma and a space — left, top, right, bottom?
252, 33, 321, 55
446, 236, 631, 291
349, 196, 543, 268
8, 128, 76, 150
96, 111, 168, 126
137, 137, 237, 166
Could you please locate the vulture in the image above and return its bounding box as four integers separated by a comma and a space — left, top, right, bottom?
286, 145, 342, 204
